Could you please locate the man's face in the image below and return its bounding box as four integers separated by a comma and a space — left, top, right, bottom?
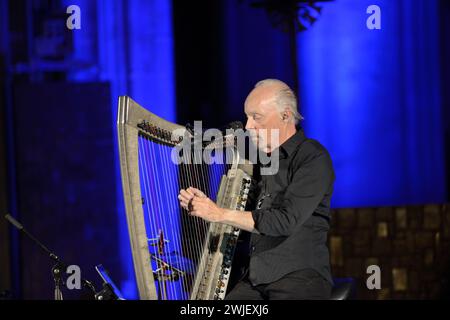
244, 87, 283, 152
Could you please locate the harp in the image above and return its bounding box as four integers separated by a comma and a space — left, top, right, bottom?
117, 96, 253, 300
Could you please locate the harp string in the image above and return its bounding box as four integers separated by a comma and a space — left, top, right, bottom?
138, 136, 162, 297
162, 144, 189, 298
159, 142, 186, 299
159, 143, 188, 299
181, 144, 203, 293
150, 141, 174, 299
192, 146, 213, 297
138, 134, 234, 300
189, 147, 204, 272
197, 147, 210, 244
177, 146, 198, 297
143, 137, 166, 299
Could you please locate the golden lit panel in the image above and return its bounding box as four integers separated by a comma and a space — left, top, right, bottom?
377, 222, 388, 238
392, 268, 408, 291
330, 236, 343, 267
395, 207, 407, 228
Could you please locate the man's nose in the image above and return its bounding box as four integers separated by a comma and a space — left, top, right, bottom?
245, 118, 254, 130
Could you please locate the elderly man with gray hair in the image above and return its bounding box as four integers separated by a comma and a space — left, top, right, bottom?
179, 79, 335, 300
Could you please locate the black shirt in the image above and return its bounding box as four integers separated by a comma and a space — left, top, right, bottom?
247, 128, 335, 286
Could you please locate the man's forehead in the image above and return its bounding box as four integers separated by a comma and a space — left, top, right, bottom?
245, 93, 277, 114
247, 84, 277, 101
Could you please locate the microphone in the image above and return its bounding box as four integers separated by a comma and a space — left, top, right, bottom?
212, 121, 245, 149
220, 121, 244, 140
186, 121, 244, 135
5, 213, 60, 261
222, 121, 244, 132
5, 214, 23, 231
184, 121, 244, 149
4, 213, 98, 297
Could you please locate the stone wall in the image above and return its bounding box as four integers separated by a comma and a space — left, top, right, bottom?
329, 204, 450, 299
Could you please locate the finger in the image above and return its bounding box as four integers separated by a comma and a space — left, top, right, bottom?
188, 197, 196, 212
192, 196, 208, 205
191, 197, 203, 205
179, 198, 187, 207
178, 195, 191, 207
178, 194, 191, 203
180, 189, 192, 198
180, 189, 194, 199
188, 187, 206, 198
178, 199, 189, 209
179, 199, 188, 209
194, 189, 207, 198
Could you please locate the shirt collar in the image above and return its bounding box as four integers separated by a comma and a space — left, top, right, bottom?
279, 127, 307, 159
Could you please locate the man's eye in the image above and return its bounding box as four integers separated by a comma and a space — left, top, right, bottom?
253, 115, 261, 120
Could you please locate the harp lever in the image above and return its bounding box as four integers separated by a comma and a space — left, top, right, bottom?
150, 254, 186, 281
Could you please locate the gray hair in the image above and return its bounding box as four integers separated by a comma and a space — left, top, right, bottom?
254, 79, 304, 124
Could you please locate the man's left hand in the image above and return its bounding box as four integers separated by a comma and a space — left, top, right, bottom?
178, 187, 225, 223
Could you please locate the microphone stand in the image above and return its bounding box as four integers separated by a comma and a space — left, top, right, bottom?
4, 214, 96, 300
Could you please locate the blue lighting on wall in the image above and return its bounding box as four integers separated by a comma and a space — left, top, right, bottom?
66, 0, 176, 299
297, 0, 446, 208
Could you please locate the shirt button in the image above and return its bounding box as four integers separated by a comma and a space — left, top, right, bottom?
251, 246, 255, 252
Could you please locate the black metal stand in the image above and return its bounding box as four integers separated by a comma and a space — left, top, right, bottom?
4, 214, 97, 300
52, 263, 64, 300
94, 283, 119, 300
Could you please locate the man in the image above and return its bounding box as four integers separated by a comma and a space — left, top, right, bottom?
178, 79, 335, 300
